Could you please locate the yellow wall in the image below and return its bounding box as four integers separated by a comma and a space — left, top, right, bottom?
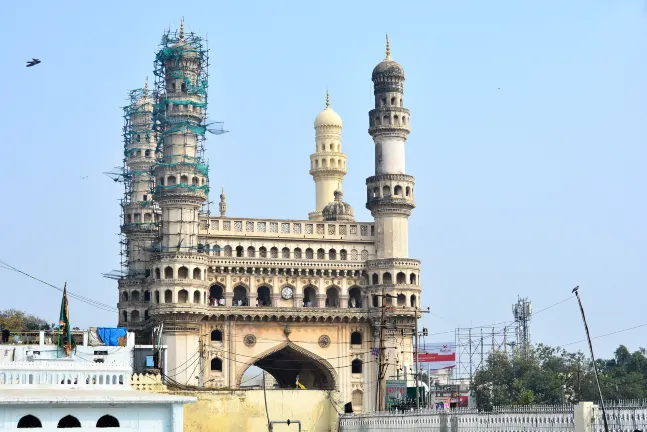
175, 389, 340, 432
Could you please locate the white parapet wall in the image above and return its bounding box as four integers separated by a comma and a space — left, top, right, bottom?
0, 360, 131, 389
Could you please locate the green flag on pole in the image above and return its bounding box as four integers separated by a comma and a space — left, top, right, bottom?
58, 282, 72, 357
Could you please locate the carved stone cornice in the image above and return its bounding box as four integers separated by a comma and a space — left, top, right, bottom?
309, 167, 348, 177
366, 174, 415, 184
149, 303, 371, 323
366, 258, 420, 269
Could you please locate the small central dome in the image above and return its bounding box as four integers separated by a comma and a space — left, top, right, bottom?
322, 189, 354, 222
314, 90, 342, 128
372, 35, 405, 80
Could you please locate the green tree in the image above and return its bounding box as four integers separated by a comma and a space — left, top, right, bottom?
0, 309, 50, 331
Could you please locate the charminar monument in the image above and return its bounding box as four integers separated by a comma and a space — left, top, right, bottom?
116, 20, 421, 412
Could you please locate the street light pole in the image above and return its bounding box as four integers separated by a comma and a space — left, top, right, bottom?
414, 306, 430, 410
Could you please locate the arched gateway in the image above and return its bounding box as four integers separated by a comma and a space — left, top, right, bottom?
237, 342, 337, 390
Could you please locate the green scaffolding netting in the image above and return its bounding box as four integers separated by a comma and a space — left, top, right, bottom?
155, 183, 209, 194
124, 147, 154, 157
156, 161, 209, 176
155, 98, 207, 110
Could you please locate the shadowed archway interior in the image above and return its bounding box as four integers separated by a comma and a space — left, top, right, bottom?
253, 345, 335, 390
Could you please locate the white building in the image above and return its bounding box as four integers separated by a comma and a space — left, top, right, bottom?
0, 360, 195, 430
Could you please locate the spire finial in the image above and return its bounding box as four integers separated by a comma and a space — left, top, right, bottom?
385, 34, 391, 60
325, 88, 330, 108
144, 76, 149, 95
179, 18, 185, 40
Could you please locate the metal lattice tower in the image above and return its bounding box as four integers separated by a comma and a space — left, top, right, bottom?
512, 296, 532, 356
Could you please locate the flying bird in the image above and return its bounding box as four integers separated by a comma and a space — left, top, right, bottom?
26, 58, 41, 67
80, 176, 88, 180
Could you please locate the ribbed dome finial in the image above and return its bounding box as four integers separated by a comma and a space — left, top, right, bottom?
144, 76, 148, 95
326, 88, 330, 108
179, 18, 185, 40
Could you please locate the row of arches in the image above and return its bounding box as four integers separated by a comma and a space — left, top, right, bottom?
208, 284, 364, 308
124, 212, 154, 224
199, 245, 370, 261
121, 290, 151, 303
17, 414, 119, 428
371, 271, 418, 285
380, 95, 403, 108
158, 174, 206, 187
370, 112, 408, 127
318, 142, 340, 152
121, 309, 149, 323
153, 266, 204, 280
371, 293, 418, 308
312, 158, 346, 170
369, 184, 414, 199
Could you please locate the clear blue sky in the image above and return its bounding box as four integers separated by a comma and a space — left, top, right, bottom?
1, 0, 645, 359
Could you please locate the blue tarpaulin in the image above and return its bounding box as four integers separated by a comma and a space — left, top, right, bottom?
97, 327, 128, 346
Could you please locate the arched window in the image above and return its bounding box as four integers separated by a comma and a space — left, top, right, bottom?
57, 415, 81, 428
210, 284, 224, 301
397, 294, 406, 306
410, 273, 417, 285
155, 268, 161, 279
233, 285, 247, 306
325, 287, 340, 308
383, 272, 392, 285
390, 96, 396, 106
131, 291, 140, 302
214, 244, 221, 257
351, 359, 363, 374
144, 213, 152, 222
402, 116, 407, 125
259, 246, 267, 258
236, 246, 244, 257
154, 291, 160, 303
381, 97, 387, 107
406, 186, 411, 197
96, 415, 120, 428
348, 287, 362, 308
270, 247, 278, 258
328, 249, 336, 260
164, 266, 173, 279
383, 115, 390, 125
164, 289, 172, 303
198, 243, 205, 253
144, 290, 151, 302
224, 245, 232, 257
294, 248, 302, 259
192, 176, 199, 185
18, 414, 42, 428
322, 159, 327, 167
394, 185, 402, 196
193, 290, 201, 304
372, 274, 379, 285
282, 247, 290, 259
178, 266, 188, 279
303, 286, 317, 307
122, 311, 127, 323
131, 310, 140, 322
317, 248, 325, 260
361, 250, 369, 260
350, 331, 362, 345
247, 246, 255, 257
180, 175, 188, 184
168, 175, 176, 185
122, 292, 129, 302
211, 330, 222, 342
193, 268, 201, 280
257, 286, 271, 307
382, 185, 390, 196
410, 294, 417, 308
305, 248, 314, 259
211, 358, 222, 372
394, 114, 399, 125
178, 289, 189, 303
340, 249, 347, 260
396, 272, 406, 284
350, 249, 358, 260
352, 390, 363, 410
372, 295, 379, 307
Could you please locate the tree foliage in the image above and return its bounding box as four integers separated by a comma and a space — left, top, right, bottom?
0, 309, 52, 331
471, 344, 647, 411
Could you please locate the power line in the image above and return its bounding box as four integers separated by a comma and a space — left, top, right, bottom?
560, 323, 647, 348
0, 260, 117, 313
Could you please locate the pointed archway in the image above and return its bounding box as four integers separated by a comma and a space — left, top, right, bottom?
237, 342, 336, 390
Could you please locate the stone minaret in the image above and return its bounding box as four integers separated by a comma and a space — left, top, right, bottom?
366, 36, 420, 400
118, 78, 159, 334
366, 36, 415, 259
149, 20, 211, 383
219, 187, 227, 216
309, 90, 347, 221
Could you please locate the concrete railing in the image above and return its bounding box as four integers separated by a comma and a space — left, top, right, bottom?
130, 373, 168, 393
0, 361, 131, 390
